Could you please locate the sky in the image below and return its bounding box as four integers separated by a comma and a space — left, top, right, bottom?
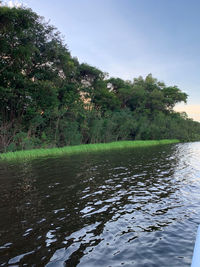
3, 0, 200, 120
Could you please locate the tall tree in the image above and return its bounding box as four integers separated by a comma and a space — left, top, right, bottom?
0, 6, 78, 149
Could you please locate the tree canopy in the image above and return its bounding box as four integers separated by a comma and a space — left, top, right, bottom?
0, 5, 199, 152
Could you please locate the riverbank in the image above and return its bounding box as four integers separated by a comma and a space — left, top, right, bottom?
0, 139, 179, 161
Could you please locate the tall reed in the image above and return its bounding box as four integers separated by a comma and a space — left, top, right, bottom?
0, 139, 179, 161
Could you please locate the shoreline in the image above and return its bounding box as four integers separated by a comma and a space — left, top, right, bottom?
0, 139, 179, 161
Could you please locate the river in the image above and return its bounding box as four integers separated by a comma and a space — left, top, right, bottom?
0, 142, 200, 266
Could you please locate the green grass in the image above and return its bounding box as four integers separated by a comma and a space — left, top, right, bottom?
0, 139, 179, 161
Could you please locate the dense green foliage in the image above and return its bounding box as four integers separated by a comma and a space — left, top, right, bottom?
0, 6, 200, 152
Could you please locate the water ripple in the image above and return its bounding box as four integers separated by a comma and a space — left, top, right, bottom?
0, 143, 200, 266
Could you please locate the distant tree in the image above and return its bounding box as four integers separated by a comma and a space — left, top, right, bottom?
0, 5, 199, 152
162, 86, 187, 110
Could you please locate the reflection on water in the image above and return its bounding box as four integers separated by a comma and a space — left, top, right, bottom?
1, 143, 200, 266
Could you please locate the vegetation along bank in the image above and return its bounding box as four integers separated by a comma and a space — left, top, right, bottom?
0, 140, 179, 161
0, 5, 200, 155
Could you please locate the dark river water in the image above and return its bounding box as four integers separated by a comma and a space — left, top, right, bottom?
1, 142, 200, 267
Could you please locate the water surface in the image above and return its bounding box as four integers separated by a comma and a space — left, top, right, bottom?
1, 142, 200, 266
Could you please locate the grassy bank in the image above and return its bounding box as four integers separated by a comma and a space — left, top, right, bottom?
0, 139, 179, 161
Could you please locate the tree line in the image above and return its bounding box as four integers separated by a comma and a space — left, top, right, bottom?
0, 5, 200, 152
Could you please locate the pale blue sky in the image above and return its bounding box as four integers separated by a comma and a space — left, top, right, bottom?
6, 0, 200, 107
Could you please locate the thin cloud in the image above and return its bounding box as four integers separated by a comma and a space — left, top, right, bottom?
2, 0, 23, 8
